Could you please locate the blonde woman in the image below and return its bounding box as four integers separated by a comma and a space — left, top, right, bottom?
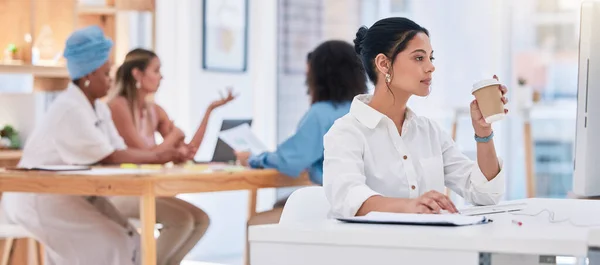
107, 48, 235, 265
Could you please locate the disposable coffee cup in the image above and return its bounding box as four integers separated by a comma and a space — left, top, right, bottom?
471, 79, 505, 124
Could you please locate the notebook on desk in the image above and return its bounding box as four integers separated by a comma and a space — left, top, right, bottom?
337, 212, 491, 226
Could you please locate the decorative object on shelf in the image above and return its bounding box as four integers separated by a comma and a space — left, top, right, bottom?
3, 43, 18, 63
517, 76, 542, 104
515, 77, 534, 110
202, 0, 248, 72
32, 25, 62, 66
532, 90, 542, 103
0, 125, 21, 149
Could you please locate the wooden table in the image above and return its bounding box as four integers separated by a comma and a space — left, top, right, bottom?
0, 166, 312, 265
0, 150, 21, 168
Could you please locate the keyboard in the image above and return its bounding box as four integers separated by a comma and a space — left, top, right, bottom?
458, 202, 527, 216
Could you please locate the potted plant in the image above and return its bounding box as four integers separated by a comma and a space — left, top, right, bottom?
3, 43, 18, 63
0, 125, 21, 149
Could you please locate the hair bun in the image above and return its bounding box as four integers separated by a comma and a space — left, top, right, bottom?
354, 26, 368, 55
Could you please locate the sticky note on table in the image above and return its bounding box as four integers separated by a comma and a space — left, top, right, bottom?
139, 164, 164, 170
120, 163, 138, 169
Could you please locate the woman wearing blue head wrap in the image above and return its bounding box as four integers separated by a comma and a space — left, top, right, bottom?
1, 26, 183, 265
64, 25, 114, 100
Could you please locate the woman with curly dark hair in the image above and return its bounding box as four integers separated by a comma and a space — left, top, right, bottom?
236, 40, 367, 225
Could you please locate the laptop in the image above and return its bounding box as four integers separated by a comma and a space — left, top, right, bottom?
457, 202, 527, 216
202, 119, 252, 163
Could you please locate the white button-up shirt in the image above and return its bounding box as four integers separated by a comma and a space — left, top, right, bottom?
323, 94, 505, 218
18, 84, 126, 167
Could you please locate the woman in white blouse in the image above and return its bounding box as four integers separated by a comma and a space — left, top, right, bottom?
2, 26, 182, 265
323, 17, 508, 218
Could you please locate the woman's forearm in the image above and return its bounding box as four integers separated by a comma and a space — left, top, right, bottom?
101, 149, 169, 164
475, 128, 500, 181
356, 195, 410, 216
188, 105, 214, 150
159, 132, 183, 149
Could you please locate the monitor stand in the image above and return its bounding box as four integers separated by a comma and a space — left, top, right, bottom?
567, 191, 600, 200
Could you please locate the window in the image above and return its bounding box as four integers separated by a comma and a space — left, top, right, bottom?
390, 0, 410, 13
511, 0, 582, 198
359, 0, 584, 200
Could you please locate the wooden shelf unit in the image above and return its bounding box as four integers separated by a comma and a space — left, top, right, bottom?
77, 5, 118, 15
0, 64, 69, 78
0, 0, 155, 91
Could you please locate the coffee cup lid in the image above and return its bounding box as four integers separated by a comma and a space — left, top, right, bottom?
471, 79, 501, 94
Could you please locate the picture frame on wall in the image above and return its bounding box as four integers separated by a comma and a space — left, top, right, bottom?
202, 0, 248, 72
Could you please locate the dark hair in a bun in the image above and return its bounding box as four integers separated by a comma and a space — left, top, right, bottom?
354, 17, 429, 84
354, 26, 368, 55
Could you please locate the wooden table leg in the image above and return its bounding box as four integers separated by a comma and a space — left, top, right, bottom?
451, 118, 458, 141
27, 238, 39, 265
247, 189, 258, 219
141, 184, 156, 265
35, 240, 43, 265
524, 121, 536, 198
245, 189, 258, 265
0, 238, 14, 265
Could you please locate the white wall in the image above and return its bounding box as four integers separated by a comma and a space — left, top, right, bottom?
274, 0, 363, 201
276, 0, 362, 142
323, 0, 361, 42
155, 0, 278, 260
409, 0, 512, 202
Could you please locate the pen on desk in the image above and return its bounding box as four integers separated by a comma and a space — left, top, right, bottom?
512, 220, 522, 226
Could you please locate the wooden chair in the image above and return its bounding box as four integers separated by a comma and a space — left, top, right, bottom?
0, 224, 44, 265
0, 153, 44, 265
0, 197, 44, 265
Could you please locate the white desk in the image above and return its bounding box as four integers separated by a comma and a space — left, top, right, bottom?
589, 229, 600, 264
249, 198, 600, 265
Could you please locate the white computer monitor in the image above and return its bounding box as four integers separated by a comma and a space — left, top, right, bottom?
573, 0, 600, 197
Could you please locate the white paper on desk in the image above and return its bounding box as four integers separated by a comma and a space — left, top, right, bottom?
20, 165, 91, 171
218, 123, 267, 154
60, 168, 159, 175
338, 212, 488, 226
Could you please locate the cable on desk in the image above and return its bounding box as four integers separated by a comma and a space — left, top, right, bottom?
511, 209, 600, 227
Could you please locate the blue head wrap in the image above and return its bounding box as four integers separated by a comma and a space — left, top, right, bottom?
63, 26, 113, 80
